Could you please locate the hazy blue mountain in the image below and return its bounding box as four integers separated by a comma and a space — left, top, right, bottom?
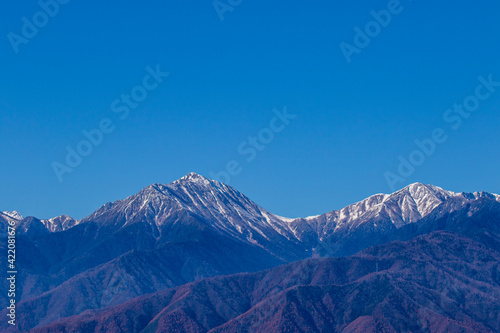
27, 232, 500, 333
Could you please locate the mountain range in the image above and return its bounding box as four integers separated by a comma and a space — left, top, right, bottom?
1, 173, 499, 332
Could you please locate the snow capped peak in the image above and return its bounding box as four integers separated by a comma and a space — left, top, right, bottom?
169, 173, 234, 196
174, 172, 211, 185
403, 182, 456, 196
41, 215, 77, 232
2, 211, 23, 220
79, 172, 301, 258
406, 182, 430, 188
184, 172, 205, 179
299, 182, 487, 240
48, 171, 500, 253
470, 191, 500, 202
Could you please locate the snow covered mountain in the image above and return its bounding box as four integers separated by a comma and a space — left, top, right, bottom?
289, 183, 500, 256
4, 173, 499, 257
292, 183, 500, 240
3, 174, 500, 331
40, 215, 77, 232
82, 173, 292, 234
1, 210, 23, 220
0, 211, 77, 234
78, 172, 304, 261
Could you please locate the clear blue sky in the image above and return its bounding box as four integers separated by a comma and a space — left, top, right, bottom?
1, 0, 499, 219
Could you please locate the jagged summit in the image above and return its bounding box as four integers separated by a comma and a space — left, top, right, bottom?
80, 172, 299, 259
3, 174, 500, 275
1, 210, 24, 220
295, 181, 500, 242
144, 173, 221, 196
177, 172, 208, 182
7, 181, 500, 332
402, 182, 456, 197
170, 172, 217, 188
5, 175, 500, 250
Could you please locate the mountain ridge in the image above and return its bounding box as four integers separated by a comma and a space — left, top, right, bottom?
2, 174, 500, 331
5, 174, 499, 235
26, 231, 500, 333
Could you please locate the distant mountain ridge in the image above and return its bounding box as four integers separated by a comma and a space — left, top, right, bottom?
5, 173, 499, 241
3, 174, 500, 259
28, 231, 500, 333
2, 174, 500, 332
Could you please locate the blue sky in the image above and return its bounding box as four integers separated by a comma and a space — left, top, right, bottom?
1, 0, 499, 219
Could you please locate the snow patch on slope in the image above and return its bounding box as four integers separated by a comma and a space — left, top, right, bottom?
2, 211, 23, 220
